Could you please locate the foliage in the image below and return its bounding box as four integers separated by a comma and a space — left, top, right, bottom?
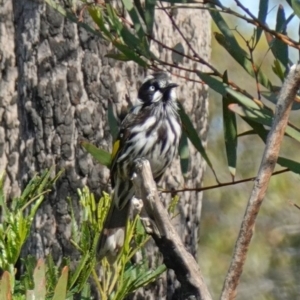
0, 171, 165, 300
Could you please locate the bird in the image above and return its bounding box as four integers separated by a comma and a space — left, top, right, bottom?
98, 72, 182, 261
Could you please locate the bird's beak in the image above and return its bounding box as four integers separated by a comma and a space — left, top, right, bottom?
162, 83, 178, 93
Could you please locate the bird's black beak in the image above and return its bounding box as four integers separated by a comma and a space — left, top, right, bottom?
162, 83, 178, 94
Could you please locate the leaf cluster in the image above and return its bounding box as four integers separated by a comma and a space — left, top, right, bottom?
0, 171, 166, 300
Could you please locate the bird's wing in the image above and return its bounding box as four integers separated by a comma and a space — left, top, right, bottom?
110, 105, 148, 187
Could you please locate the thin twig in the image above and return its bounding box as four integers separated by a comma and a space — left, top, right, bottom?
208, 0, 300, 50
159, 1, 220, 74
220, 64, 300, 300
132, 158, 212, 300
161, 169, 289, 194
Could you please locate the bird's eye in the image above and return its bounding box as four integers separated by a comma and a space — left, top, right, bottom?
149, 85, 155, 92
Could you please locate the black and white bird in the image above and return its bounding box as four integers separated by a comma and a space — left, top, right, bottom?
98, 72, 182, 260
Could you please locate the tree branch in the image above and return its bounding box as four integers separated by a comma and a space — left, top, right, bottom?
132, 158, 212, 300
221, 64, 300, 300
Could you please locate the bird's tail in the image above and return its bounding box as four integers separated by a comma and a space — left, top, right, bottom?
97, 200, 130, 263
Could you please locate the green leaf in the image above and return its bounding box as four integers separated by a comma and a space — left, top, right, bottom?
179, 131, 189, 177
277, 156, 300, 174
52, 267, 69, 300
130, 264, 166, 290
209, 6, 241, 51
81, 141, 111, 168
292, 0, 300, 18
134, 0, 146, 22
88, 6, 112, 40
120, 26, 143, 50
122, 0, 146, 39
229, 103, 300, 143
256, 0, 269, 43
198, 71, 300, 144
222, 72, 237, 178
228, 104, 272, 127
113, 42, 148, 67
145, 0, 156, 36
273, 5, 289, 68
240, 117, 300, 175
178, 102, 218, 181
261, 88, 300, 110
197, 70, 266, 110
105, 52, 132, 62
272, 59, 286, 82
209, 4, 272, 88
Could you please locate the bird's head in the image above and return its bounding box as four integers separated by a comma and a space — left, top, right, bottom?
138, 72, 178, 105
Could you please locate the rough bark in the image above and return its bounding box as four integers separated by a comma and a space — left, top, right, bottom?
0, 0, 210, 298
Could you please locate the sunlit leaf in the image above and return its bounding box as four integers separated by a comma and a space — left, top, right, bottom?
81, 141, 111, 168
228, 103, 273, 127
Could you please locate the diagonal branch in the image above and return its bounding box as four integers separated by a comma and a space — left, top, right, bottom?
132, 158, 212, 300
221, 64, 300, 300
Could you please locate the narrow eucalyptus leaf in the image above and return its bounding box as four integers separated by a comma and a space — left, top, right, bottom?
178, 102, 218, 181
256, 0, 269, 43
145, 0, 156, 35
222, 72, 237, 177
277, 156, 300, 174
81, 141, 111, 168
273, 5, 289, 68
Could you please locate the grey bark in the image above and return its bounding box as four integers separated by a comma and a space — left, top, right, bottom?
0, 0, 210, 298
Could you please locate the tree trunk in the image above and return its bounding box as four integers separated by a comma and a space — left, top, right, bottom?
0, 0, 210, 298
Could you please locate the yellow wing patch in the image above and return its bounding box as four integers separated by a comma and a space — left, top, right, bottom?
112, 139, 120, 161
